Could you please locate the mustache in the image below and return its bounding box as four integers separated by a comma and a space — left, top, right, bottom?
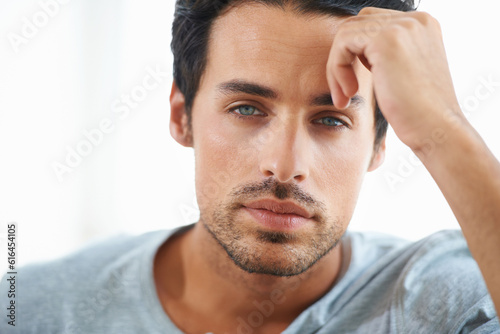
230, 178, 327, 214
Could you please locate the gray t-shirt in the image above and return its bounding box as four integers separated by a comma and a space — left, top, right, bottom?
1, 225, 499, 333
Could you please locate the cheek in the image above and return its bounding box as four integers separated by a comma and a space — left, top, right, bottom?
313, 135, 373, 216
192, 117, 257, 211
316, 155, 364, 198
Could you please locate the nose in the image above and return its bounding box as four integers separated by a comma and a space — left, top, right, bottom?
259, 117, 311, 183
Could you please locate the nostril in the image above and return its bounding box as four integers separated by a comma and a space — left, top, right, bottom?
294, 174, 306, 182
259, 145, 309, 183
262, 169, 274, 178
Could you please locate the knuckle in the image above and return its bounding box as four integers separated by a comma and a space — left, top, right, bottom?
412, 11, 438, 26
344, 15, 362, 24
429, 15, 442, 31
358, 7, 377, 15
335, 24, 354, 42
413, 11, 429, 22
402, 18, 421, 31
358, 7, 371, 15
363, 19, 384, 37
382, 25, 408, 46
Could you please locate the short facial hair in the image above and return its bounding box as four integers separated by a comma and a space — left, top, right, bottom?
202, 178, 344, 277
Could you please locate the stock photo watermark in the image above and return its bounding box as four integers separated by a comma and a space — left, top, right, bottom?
7, 0, 73, 54
51, 64, 168, 182
1, 223, 18, 327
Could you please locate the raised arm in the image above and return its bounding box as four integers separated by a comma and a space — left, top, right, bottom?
327, 7, 500, 314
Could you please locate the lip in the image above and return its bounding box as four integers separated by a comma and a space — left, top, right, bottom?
244, 199, 313, 218
242, 199, 313, 231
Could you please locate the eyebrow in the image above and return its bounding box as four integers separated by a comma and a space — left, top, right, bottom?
217, 80, 278, 99
310, 93, 365, 109
217, 79, 365, 109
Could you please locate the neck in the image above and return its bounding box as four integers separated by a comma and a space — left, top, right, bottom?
154, 223, 344, 331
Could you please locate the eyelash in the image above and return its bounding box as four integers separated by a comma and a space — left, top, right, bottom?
229, 105, 266, 118
228, 104, 349, 130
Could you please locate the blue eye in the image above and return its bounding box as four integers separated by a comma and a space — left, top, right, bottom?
318, 117, 344, 127
236, 105, 257, 116
231, 105, 266, 117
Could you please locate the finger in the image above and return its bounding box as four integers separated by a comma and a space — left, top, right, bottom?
344, 9, 403, 36
337, 64, 359, 98
328, 45, 359, 95
357, 6, 405, 17
327, 46, 355, 109
328, 9, 411, 109
358, 54, 372, 71
327, 72, 351, 110
328, 13, 399, 107
328, 28, 366, 108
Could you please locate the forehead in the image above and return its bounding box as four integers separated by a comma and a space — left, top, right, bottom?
212, 3, 342, 52
200, 3, 372, 106
202, 4, 341, 95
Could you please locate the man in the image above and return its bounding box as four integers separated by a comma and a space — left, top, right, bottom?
2, 0, 500, 333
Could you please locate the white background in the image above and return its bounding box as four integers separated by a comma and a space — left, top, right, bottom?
0, 0, 499, 273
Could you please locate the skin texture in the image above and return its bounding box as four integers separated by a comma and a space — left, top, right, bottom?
161, 4, 500, 334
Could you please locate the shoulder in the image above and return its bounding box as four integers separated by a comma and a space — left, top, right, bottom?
0, 229, 172, 333
390, 230, 499, 333
348, 229, 480, 276
16, 229, 167, 287
395, 230, 483, 294
283, 230, 499, 334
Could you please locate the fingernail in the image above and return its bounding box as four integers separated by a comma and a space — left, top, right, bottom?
343, 99, 351, 109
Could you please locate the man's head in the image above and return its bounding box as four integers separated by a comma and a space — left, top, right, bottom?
170, 0, 416, 277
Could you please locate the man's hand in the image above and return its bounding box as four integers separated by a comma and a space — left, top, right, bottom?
327, 7, 500, 317
327, 7, 463, 151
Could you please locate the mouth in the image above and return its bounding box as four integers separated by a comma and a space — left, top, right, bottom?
242, 199, 313, 231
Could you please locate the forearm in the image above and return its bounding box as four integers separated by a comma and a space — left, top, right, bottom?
414, 115, 500, 315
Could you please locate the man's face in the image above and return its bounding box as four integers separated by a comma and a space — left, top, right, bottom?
186, 4, 381, 276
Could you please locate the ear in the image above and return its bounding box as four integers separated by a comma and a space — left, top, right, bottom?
169, 81, 193, 147
367, 136, 386, 172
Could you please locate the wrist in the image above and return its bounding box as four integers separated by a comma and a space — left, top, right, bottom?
411, 116, 489, 174
409, 107, 474, 160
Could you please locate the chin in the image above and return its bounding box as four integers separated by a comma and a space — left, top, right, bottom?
206, 222, 340, 277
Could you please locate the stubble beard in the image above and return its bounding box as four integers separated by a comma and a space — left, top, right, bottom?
201, 178, 345, 277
